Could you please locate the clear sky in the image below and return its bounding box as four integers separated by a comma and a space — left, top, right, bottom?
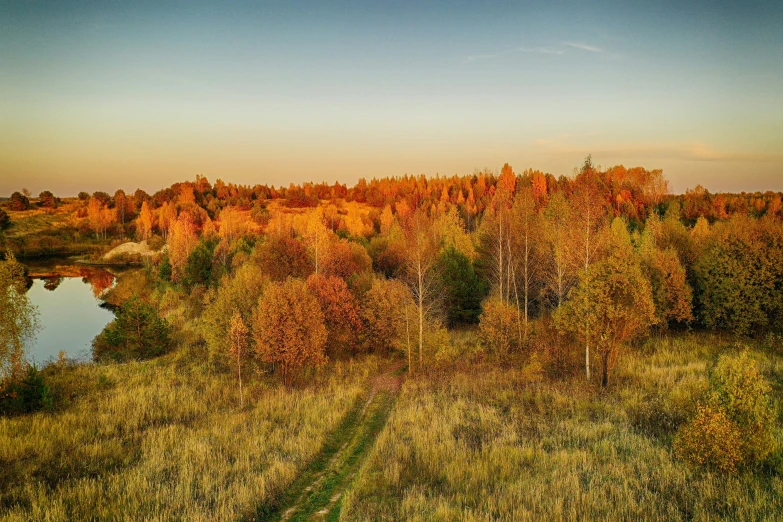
1, 0, 781, 195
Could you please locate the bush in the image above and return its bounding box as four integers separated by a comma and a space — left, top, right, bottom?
674, 404, 743, 473
674, 351, 778, 472
478, 297, 521, 357
92, 296, 172, 362
0, 365, 53, 416
8, 192, 30, 211
0, 208, 9, 229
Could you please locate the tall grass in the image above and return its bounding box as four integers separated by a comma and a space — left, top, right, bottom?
0, 346, 380, 521
341, 333, 783, 521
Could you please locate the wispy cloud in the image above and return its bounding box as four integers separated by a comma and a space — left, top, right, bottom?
563, 42, 604, 53
517, 46, 565, 55
462, 41, 606, 64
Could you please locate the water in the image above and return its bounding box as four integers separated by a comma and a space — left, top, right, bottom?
22, 261, 117, 365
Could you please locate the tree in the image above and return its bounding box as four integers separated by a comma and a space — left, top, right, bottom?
137, 200, 155, 241
92, 296, 172, 362
555, 219, 658, 386
183, 238, 218, 289
87, 196, 114, 239
361, 278, 415, 368
8, 192, 30, 211
0, 208, 9, 230
639, 229, 693, 328
114, 189, 133, 226
201, 263, 268, 367
168, 213, 198, 283
438, 247, 485, 325
542, 192, 579, 310
252, 236, 313, 281
252, 278, 327, 385
0, 252, 39, 380
306, 274, 363, 357
38, 191, 57, 209
402, 209, 442, 372
228, 310, 249, 408
479, 297, 519, 357
78, 191, 90, 201
694, 215, 783, 335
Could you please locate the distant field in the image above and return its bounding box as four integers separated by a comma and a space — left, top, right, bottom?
0, 348, 381, 521
341, 333, 783, 521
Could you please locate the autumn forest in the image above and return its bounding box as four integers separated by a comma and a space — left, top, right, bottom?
1, 158, 783, 520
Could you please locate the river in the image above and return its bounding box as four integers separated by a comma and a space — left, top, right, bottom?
21, 259, 118, 365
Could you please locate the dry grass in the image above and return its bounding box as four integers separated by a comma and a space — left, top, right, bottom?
341, 333, 783, 521
0, 347, 381, 521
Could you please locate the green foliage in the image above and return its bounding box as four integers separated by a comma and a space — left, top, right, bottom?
675, 351, 778, 472
92, 296, 172, 362
158, 255, 172, 282
695, 216, 783, 335
0, 365, 53, 416
438, 246, 486, 325
201, 263, 268, 368
183, 237, 218, 289
555, 219, 658, 386
1, 251, 39, 379
0, 208, 9, 230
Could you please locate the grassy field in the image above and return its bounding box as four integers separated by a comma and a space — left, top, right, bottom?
0, 346, 382, 521
340, 333, 783, 521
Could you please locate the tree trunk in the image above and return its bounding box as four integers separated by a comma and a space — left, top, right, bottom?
601, 352, 609, 387
237, 353, 244, 408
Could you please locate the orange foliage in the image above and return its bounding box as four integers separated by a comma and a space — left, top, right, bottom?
306, 274, 364, 357
252, 278, 327, 385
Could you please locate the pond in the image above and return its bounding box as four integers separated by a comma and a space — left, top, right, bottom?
22, 260, 118, 366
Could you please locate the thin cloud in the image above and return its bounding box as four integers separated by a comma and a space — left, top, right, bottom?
564, 42, 604, 53
517, 46, 565, 55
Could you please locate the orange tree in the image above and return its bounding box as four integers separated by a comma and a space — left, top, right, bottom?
306, 274, 363, 358
252, 278, 327, 385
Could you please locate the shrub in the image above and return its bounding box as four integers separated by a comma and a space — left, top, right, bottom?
478, 297, 520, 357
674, 351, 778, 471
674, 404, 743, 473
92, 296, 172, 362
8, 192, 30, 211
0, 208, 9, 229
0, 365, 53, 416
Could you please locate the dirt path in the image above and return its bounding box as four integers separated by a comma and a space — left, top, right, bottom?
263, 361, 404, 522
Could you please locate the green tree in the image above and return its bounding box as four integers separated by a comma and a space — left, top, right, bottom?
555, 219, 658, 386
183, 238, 218, 289
695, 215, 783, 335
92, 296, 172, 362
438, 246, 485, 325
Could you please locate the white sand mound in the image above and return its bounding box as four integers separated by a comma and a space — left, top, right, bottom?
102, 241, 159, 260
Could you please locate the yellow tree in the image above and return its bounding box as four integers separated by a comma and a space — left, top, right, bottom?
555, 219, 658, 386
168, 213, 197, 282
252, 278, 327, 385
137, 200, 155, 241
0, 251, 39, 380
402, 208, 441, 372
228, 309, 248, 408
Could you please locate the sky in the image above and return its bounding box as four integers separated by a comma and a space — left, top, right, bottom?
1, 0, 782, 196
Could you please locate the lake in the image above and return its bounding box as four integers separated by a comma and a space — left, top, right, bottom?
22, 260, 118, 365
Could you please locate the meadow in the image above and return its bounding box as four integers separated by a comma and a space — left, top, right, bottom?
0, 347, 381, 521
340, 333, 783, 521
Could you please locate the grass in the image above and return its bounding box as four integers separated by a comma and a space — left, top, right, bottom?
340, 332, 783, 521
0, 345, 382, 521
270, 390, 398, 522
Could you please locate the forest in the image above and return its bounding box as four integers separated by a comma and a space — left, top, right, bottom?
1, 158, 782, 520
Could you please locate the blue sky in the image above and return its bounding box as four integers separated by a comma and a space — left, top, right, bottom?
1, 0, 781, 195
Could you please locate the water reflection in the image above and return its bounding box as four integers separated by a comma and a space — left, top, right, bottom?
21, 260, 118, 365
